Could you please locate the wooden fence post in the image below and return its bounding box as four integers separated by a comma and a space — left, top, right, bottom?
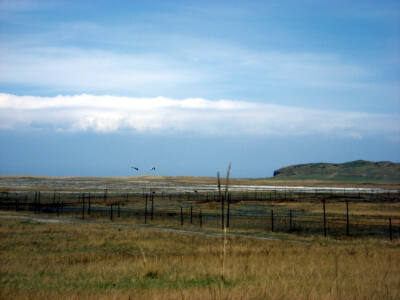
145, 194, 148, 224
57, 193, 60, 216
221, 195, 225, 230
88, 192, 91, 215
110, 204, 113, 221
151, 194, 154, 221
190, 206, 193, 224
32, 192, 35, 213
226, 193, 230, 228
180, 206, 183, 226
389, 217, 392, 241
289, 210, 292, 231
81, 193, 85, 220
53, 191, 56, 212
346, 200, 349, 236
323, 200, 327, 237
35, 191, 38, 213
199, 209, 203, 228
38, 191, 41, 213
271, 209, 274, 232
4, 191, 8, 210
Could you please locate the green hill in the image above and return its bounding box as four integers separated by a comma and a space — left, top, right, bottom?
272, 160, 400, 181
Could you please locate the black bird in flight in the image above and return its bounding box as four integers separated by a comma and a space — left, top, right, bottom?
131, 166, 139, 171
150, 166, 156, 171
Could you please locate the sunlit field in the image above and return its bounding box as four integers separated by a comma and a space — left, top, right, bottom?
1, 216, 399, 300
1, 176, 399, 299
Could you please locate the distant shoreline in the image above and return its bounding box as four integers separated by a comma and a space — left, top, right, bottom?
0, 174, 399, 190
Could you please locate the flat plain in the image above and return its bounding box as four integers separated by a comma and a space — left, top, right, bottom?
1, 176, 399, 299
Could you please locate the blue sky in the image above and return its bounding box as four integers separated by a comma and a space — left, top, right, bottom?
0, 0, 399, 177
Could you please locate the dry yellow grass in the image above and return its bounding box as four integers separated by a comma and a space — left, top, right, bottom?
270, 200, 400, 217
1, 216, 399, 299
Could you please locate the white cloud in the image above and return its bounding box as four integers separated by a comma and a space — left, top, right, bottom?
0, 93, 398, 138
0, 46, 197, 93
0, 34, 382, 95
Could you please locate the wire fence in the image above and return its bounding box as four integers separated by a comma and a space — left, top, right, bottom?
1, 190, 399, 240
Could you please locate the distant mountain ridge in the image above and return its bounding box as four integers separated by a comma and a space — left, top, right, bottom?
272, 160, 400, 181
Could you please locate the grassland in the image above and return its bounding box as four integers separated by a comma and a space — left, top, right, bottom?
1, 216, 399, 299
1, 173, 399, 299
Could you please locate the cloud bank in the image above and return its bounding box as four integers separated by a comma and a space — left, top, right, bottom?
0, 93, 398, 138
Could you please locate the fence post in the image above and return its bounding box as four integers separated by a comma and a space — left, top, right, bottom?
33, 192, 37, 213
81, 193, 85, 220
271, 209, 274, 232
118, 202, 120, 218
38, 191, 41, 213
389, 218, 392, 241
346, 200, 349, 236
31, 192, 36, 214
221, 195, 225, 230
190, 206, 193, 224
110, 204, 113, 221
57, 193, 60, 216
199, 209, 203, 228
323, 200, 327, 237
145, 194, 148, 224
226, 193, 230, 228
180, 206, 183, 226
289, 210, 292, 231
151, 194, 154, 221
88, 192, 91, 215
4, 191, 8, 209
36, 191, 39, 213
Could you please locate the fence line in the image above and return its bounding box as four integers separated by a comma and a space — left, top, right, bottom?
0, 190, 399, 240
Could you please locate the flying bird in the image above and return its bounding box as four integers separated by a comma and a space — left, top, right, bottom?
131, 167, 139, 171
150, 166, 156, 171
